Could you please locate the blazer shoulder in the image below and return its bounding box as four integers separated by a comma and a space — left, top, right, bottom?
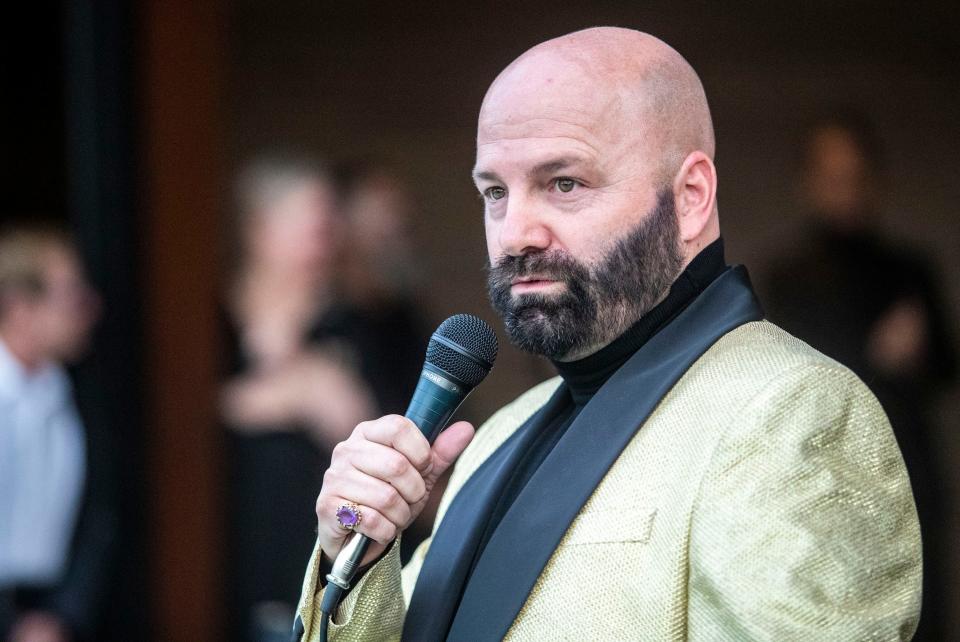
677, 320, 885, 440
694, 321, 899, 486
708, 320, 859, 383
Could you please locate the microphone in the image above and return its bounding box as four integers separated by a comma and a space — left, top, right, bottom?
405, 314, 499, 442
320, 314, 498, 622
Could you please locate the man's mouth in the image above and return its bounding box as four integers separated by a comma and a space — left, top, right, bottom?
510, 276, 563, 294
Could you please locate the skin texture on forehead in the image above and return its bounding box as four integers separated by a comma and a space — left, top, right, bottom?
478, 27, 715, 182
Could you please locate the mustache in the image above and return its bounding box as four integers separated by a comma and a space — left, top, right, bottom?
487, 250, 589, 286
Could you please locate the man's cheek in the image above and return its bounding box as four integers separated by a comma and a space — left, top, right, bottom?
484, 217, 501, 260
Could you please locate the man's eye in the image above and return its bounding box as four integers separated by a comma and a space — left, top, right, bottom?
555, 178, 577, 193
485, 186, 506, 201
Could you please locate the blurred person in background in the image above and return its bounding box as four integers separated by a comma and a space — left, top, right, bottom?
337, 165, 424, 319
0, 226, 112, 642
764, 112, 957, 640
221, 155, 421, 641
336, 165, 428, 415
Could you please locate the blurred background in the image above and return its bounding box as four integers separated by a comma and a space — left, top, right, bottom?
2, 1, 957, 640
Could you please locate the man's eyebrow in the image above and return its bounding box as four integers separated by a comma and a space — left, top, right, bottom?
528, 157, 584, 177
472, 169, 501, 183
472, 156, 587, 183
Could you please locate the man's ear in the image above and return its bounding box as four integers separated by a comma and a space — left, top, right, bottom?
672, 150, 717, 243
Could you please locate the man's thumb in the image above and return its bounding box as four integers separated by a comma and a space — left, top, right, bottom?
428, 421, 475, 482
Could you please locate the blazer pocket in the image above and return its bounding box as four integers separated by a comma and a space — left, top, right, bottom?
564, 506, 657, 546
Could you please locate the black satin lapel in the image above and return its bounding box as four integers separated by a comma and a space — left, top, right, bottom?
446, 266, 763, 641
402, 384, 569, 642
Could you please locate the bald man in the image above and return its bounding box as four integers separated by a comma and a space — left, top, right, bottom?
293, 29, 921, 641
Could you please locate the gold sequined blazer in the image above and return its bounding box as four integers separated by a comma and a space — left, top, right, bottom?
296, 320, 922, 641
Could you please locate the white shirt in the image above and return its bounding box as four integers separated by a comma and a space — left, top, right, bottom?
0, 337, 86, 587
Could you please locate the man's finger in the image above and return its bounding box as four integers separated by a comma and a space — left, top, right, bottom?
427, 420, 475, 482
318, 497, 397, 547
348, 440, 428, 504
357, 415, 433, 473
330, 468, 415, 527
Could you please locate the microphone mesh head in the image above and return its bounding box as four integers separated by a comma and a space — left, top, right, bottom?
426, 314, 498, 387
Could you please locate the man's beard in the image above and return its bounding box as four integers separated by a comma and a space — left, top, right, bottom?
486, 189, 683, 360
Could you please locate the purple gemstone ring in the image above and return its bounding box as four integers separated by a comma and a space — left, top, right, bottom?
336, 502, 362, 530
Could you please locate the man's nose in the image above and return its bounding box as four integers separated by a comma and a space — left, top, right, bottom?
498, 195, 551, 257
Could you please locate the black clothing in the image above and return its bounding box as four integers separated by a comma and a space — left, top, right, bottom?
765, 226, 955, 387
223, 300, 424, 642
469, 238, 727, 586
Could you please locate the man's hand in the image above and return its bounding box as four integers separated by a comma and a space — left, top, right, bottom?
316, 415, 475, 566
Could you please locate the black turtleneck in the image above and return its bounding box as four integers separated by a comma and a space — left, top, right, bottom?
468, 237, 727, 572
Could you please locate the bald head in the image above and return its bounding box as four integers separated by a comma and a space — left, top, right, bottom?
479, 28, 715, 183
476, 29, 721, 359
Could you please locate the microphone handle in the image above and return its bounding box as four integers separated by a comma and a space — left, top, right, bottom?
325, 364, 472, 594
405, 362, 472, 443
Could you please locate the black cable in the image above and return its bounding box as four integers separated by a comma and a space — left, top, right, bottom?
318, 611, 330, 642
317, 580, 346, 642
288, 578, 342, 641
